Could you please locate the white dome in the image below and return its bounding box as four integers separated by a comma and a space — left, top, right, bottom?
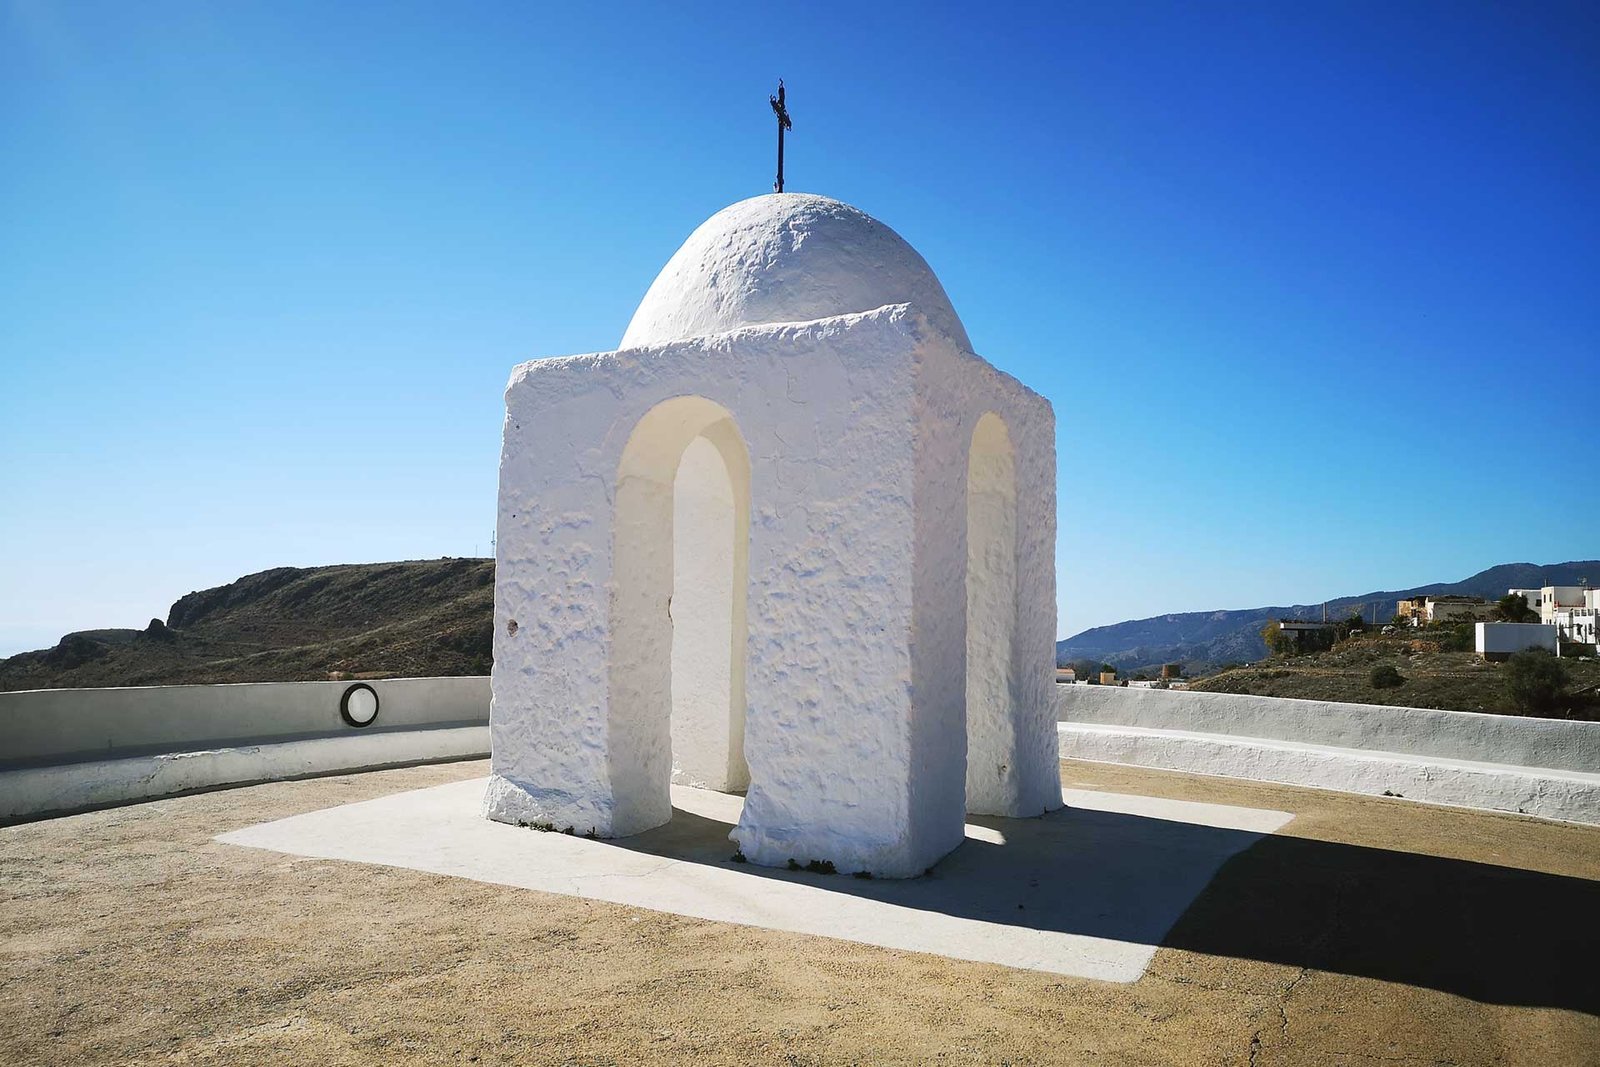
621, 193, 971, 351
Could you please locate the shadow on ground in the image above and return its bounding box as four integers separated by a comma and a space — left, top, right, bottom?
616, 801, 1600, 1015
1162, 829, 1600, 1014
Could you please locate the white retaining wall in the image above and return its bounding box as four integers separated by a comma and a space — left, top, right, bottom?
0, 677, 490, 820
1058, 685, 1599, 773
1057, 685, 1600, 824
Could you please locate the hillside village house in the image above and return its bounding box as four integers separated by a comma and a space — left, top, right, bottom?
1509, 585, 1596, 640
1476, 584, 1598, 659
1523, 586, 1599, 647
1396, 595, 1497, 626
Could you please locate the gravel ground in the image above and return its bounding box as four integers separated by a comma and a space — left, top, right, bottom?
2, 758, 1596, 1066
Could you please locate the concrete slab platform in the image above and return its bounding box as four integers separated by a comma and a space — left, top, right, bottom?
216, 778, 1291, 982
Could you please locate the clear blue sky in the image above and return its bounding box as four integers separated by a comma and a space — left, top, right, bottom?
2, 1, 1596, 657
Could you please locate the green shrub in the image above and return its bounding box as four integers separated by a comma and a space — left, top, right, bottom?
1503, 650, 1569, 716
1495, 593, 1538, 623
1369, 664, 1405, 689
1439, 624, 1474, 653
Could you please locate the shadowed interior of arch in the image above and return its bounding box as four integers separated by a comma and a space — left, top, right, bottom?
609, 396, 752, 834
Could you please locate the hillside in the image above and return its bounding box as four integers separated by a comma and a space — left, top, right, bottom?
9, 556, 1596, 693
1058, 560, 1600, 675
0, 559, 493, 692
1183, 630, 1600, 720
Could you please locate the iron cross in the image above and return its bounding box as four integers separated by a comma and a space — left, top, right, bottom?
770, 79, 793, 193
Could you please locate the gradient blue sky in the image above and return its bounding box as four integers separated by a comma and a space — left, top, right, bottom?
2, 1, 1596, 657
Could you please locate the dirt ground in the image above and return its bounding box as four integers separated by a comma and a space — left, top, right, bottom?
2, 759, 1597, 1066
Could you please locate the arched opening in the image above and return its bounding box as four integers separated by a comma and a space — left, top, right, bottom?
670, 425, 751, 791
609, 396, 751, 834
965, 412, 1018, 815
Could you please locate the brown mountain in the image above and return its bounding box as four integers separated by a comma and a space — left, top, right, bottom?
0, 559, 494, 692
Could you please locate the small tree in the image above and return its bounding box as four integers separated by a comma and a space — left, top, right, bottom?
1503, 649, 1570, 716
1335, 610, 1367, 642
1261, 619, 1289, 656
1494, 593, 1537, 624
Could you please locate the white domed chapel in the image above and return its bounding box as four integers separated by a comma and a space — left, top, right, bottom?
485, 192, 1060, 877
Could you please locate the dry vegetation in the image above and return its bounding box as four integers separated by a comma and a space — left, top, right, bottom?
0, 559, 493, 692
1187, 630, 1600, 719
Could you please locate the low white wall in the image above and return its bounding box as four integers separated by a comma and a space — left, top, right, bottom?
1064, 722, 1600, 826
1, 676, 489, 767
0, 726, 489, 822
0, 677, 491, 821
1057, 685, 1599, 774
1475, 622, 1557, 657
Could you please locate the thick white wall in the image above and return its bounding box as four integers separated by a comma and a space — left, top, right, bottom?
1476, 622, 1558, 657
1056, 685, 1600, 824
910, 331, 1061, 841
492, 304, 1062, 875
1057, 684, 1600, 774
1, 676, 488, 767
490, 308, 932, 874
0, 677, 490, 820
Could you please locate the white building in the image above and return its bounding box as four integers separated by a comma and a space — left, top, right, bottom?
1475, 622, 1558, 661
1532, 585, 1588, 623
485, 193, 1062, 878
1552, 587, 1599, 648
1500, 584, 1597, 653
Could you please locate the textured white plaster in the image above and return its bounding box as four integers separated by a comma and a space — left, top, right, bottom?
0, 727, 489, 821
911, 335, 1062, 837
0, 676, 489, 765
220, 778, 1292, 982
1060, 721, 1600, 826
489, 194, 1060, 877
966, 413, 1020, 814
1057, 684, 1600, 774
622, 193, 972, 352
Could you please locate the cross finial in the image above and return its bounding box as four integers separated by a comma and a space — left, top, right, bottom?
769, 79, 793, 193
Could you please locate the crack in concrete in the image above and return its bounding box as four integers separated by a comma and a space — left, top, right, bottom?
1241, 873, 1348, 1065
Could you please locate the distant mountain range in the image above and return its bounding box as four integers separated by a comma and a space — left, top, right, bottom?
1057, 561, 1599, 675
7, 557, 1596, 692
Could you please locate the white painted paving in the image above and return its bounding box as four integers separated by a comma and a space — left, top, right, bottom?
216, 779, 1292, 983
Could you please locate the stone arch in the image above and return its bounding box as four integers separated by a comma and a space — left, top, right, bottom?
965, 411, 1019, 815
608, 396, 751, 835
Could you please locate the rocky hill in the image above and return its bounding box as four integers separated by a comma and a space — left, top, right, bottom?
1058, 560, 1599, 676
9, 556, 1595, 692
0, 559, 494, 692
